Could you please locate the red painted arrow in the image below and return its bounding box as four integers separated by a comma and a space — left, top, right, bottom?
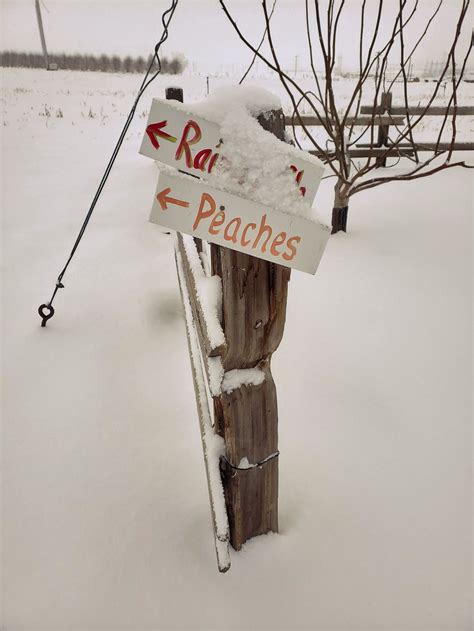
146, 120, 177, 149
157, 187, 189, 211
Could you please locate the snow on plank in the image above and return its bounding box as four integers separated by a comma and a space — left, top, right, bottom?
175, 237, 231, 574
139, 98, 323, 205
176, 232, 226, 358
150, 170, 330, 275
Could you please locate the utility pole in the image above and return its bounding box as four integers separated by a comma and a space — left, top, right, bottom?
294, 55, 298, 76
35, 0, 49, 69
35, 0, 57, 70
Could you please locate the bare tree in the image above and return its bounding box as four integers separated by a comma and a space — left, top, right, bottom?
220, 0, 472, 233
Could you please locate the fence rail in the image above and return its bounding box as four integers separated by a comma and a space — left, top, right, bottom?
357, 141, 474, 151
309, 147, 416, 159
360, 104, 474, 116
284, 114, 405, 127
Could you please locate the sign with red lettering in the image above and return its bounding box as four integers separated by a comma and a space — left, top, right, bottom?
150, 170, 330, 274
139, 99, 324, 205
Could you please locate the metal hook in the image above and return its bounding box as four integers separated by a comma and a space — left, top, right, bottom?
38, 304, 55, 327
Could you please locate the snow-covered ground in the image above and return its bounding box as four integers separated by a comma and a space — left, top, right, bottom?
1, 67, 472, 630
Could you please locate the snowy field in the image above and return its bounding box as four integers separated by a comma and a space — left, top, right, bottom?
1, 67, 472, 630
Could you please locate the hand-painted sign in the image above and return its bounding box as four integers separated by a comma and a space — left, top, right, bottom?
150, 170, 330, 274
140, 99, 324, 205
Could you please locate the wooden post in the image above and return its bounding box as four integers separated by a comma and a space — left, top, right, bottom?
211, 109, 290, 550
376, 91, 393, 167
165, 86, 183, 102
166, 87, 290, 551
165, 86, 203, 255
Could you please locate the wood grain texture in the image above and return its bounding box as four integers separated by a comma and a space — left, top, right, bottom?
211, 108, 289, 550
214, 364, 278, 465
211, 247, 290, 370
216, 367, 279, 550
220, 458, 279, 551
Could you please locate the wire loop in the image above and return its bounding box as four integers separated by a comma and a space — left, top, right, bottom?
220, 451, 280, 473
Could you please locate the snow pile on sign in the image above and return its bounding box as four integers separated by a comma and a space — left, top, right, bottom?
190, 86, 325, 220
191, 85, 282, 120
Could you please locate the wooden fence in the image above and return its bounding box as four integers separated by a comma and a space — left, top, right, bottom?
285, 92, 474, 165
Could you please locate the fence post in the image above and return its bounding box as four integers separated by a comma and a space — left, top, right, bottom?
376, 91, 392, 167
211, 110, 290, 550
165, 86, 183, 102
165, 87, 203, 256
167, 87, 289, 551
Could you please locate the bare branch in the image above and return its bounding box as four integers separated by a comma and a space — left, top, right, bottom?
261, 0, 340, 162
352, 159, 473, 196
304, 0, 324, 106
220, 3, 334, 143
220, 0, 472, 206
386, 0, 443, 92
330, 0, 346, 73
313, 1, 346, 175
398, 0, 419, 163
239, 0, 277, 85
352, 0, 471, 184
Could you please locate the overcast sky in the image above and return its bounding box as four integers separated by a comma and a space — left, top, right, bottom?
1, 0, 472, 74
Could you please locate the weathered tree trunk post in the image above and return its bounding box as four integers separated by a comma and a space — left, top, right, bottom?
212, 109, 291, 551
375, 91, 393, 168
166, 86, 290, 551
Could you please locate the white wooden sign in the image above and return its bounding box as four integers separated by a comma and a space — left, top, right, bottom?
140, 99, 324, 205
150, 170, 330, 275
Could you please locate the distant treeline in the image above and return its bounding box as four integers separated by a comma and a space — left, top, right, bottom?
0, 51, 186, 74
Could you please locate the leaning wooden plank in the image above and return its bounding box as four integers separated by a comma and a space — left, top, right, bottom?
361, 104, 474, 116
284, 115, 405, 127
176, 234, 225, 395
175, 236, 231, 573
176, 232, 227, 358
